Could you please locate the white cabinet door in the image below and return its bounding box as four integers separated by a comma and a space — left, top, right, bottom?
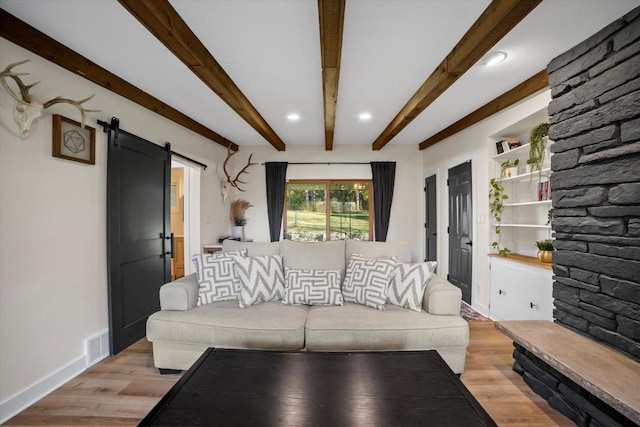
489, 257, 553, 321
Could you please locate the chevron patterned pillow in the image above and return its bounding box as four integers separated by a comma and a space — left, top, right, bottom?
387, 262, 437, 312
192, 249, 247, 306
283, 268, 344, 306
342, 253, 398, 310
232, 255, 286, 308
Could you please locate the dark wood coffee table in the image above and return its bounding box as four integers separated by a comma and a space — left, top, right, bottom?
141, 349, 496, 426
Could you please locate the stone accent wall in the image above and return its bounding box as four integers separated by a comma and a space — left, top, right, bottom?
548, 7, 640, 361
512, 343, 635, 426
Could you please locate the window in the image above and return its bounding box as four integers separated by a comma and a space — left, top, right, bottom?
285, 180, 372, 241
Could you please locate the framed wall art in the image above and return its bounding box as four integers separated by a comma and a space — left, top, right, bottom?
52, 114, 96, 165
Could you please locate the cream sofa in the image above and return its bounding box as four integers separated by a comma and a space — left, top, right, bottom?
146, 240, 469, 373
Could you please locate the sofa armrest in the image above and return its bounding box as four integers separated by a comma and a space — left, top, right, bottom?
159, 273, 199, 311
422, 274, 462, 315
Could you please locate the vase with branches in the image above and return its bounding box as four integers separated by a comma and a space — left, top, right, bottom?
230, 199, 252, 239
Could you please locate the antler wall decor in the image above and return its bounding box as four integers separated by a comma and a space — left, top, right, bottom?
218, 146, 257, 200
0, 60, 100, 139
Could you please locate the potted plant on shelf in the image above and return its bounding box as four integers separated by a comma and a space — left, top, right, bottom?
527, 122, 550, 174
230, 199, 252, 240
535, 239, 554, 263
489, 158, 520, 257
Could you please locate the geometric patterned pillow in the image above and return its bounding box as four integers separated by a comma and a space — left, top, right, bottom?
342, 253, 398, 310
282, 268, 343, 306
387, 262, 437, 312
232, 254, 286, 308
192, 249, 247, 306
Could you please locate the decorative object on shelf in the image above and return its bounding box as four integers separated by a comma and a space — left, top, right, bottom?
0, 60, 99, 139
527, 123, 550, 174
489, 158, 520, 257
218, 146, 257, 200
52, 114, 96, 164
535, 239, 554, 263
230, 199, 252, 240
506, 140, 521, 150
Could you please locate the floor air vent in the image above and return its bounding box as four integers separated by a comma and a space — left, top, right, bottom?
86, 331, 109, 367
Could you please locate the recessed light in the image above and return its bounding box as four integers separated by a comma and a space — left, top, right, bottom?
482, 51, 507, 66
287, 114, 300, 121
359, 113, 372, 121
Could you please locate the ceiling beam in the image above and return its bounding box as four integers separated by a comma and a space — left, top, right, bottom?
318, 0, 345, 151
371, 0, 542, 151
118, 0, 286, 151
0, 9, 238, 151
419, 70, 549, 150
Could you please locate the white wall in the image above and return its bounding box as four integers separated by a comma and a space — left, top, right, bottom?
421, 90, 551, 315
228, 144, 425, 262
0, 38, 234, 418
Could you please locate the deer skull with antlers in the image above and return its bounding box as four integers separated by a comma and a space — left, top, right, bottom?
0, 60, 100, 139
218, 146, 257, 200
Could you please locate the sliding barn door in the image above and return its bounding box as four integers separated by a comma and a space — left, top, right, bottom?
107, 125, 171, 354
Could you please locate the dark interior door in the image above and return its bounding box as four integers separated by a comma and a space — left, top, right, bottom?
448, 161, 473, 304
107, 125, 171, 354
425, 174, 437, 263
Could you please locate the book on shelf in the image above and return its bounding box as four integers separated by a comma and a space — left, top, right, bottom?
537, 180, 551, 201
495, 140, 508, 154
495, 139, 521, 154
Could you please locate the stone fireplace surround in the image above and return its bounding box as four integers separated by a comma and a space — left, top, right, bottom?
499, 7, 640, 427
548, 7, 639, 361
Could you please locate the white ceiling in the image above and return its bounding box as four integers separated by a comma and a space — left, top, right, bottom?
1, 0, 638, 150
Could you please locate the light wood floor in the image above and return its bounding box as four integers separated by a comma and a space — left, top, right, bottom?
4, 322, 572, 426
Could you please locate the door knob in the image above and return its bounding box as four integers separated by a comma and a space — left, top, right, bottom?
465, 241, 473, 246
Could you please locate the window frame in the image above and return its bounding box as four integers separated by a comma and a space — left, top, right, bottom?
283, 179, 374, 241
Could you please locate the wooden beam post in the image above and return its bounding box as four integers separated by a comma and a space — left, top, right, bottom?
419, 70, 549, 150
319, 0, 345, 151
372, 0, 542, 151
118, 0, 286, 151
0, 8, 239, 151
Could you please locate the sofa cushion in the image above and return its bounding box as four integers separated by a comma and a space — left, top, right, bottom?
192, 249, 246, 305
283, 268, 344, 306
387, 262, 437, 312
346, 240, 411, 263
233, 255, 285, 308
305, 303, 469, 351
147, 301, 308, 351
222, 240, 281, 256
342, 253, 397, 310
280, 240, 346, 271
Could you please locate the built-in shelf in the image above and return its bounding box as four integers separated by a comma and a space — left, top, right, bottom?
488, 253, 552, 270
492, 143, 531, 161
505, 200, 552, 207
493, 223, 551, 229
501, 168, 551, 182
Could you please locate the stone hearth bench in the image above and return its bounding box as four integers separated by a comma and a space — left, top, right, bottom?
496, 321, 639, 426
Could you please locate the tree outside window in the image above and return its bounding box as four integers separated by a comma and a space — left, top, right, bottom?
285, 180, 372, 241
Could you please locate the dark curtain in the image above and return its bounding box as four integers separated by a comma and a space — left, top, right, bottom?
371, 161, 396, 242
265, 162, 288, 242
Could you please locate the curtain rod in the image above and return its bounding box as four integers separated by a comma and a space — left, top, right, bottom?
97, 120, 207, 170
261, 162, 371, 165
170, 150, 207, 170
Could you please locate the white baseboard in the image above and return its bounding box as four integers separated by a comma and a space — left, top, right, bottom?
0, 355, 85, 424
473, 302, 489, 317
